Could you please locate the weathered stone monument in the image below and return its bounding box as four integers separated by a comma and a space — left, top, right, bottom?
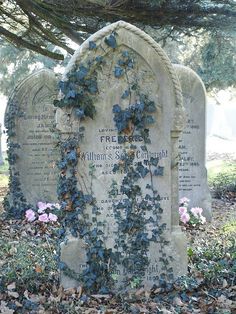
0, 123, 4, 166
57, 21, 187, 291
4, 69, 59, 214
174, 64, 212, 220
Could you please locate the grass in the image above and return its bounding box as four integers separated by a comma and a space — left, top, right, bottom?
207, 161, 236, 180
208, 162, 236, 199
222, 220, 236, 235
0, 234, 58, 294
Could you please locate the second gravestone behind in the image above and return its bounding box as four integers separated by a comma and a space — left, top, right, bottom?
5, 69, 59, 214
57, 21, 187, 291
174, 64, 212, 220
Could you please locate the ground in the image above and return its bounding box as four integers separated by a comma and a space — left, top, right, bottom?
0, 146, 235, 313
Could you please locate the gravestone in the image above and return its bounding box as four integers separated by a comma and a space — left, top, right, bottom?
174, 64, 212, 221
57, 21, 187, 291
0, 124, 4, 166
5, 69, 59, 212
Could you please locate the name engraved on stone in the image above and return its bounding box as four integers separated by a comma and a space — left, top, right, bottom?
174, 64, 212, 220
5, 69, 59, 206
59, 21, 188, 290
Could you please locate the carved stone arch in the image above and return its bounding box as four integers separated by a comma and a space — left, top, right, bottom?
5, 69, 59, 212
58, 21, 187, 290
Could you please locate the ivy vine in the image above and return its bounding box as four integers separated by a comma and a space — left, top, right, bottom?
4, 100, 29, 218
55, 31, 174, 291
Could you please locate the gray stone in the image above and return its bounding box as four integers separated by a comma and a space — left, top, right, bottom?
0, 124, 4, 166
5, 69, 60, 207
58, 21, 187, 291
173, 64, 212, 221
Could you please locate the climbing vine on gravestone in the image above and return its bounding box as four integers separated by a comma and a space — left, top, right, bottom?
4, 100, 29, 218
56, 31, 173, 292
109, 49, 173, 288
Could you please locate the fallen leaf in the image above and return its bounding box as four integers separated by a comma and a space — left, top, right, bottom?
222, 279, 228, 288
173, 296, 184, 306
7, 291, 19, 298
0, 301, 15, 314
35, 264, 43, 273
6, 282, 16, 290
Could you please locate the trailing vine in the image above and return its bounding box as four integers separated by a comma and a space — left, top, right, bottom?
55, 29, 175, 292
108, 49, 174, 288
4, 100, 29, 218
55, 33, 123, 292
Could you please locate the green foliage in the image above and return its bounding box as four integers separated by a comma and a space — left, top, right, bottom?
0, 238, 58, 293
4, 99, 31, 218
55, 33, 172, 292
199, 34, 236, 89
208, 163, 236, 199
189, 235, 236, 284
0, 42, 62, 96
222, 220, 236, 235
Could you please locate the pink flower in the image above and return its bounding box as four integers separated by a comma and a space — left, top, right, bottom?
179, 197, 190, 205
48, 213, 58, 222
180, 212, 190, 224
38, 213, 49, 222
37, 202, 48, 213
25, 209, 36, 222
190, 207, 203, 217
179, 206, 187, 215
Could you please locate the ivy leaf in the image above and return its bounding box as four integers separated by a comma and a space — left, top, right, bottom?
112, 104, 121, 113
136, 163, 149, 178
95, 56, 103, 63
131, 83, 138, 90
104, 33, 117, 48
153, 166, 164, 176
75, 108, 85, 118
118, 59, 125, 66
58, 160, 67, 170
150, 157, 159, 166
84, 194, 93, 203
87, 79, 98, 94
89, 41, 96, 50
58, 261, 67, 270
146, 101, 157, 113
84, 102, 96, 119
135, 102, 145, 111
114, 66, 124, 78
76, 66, 88, 80
145, 115, 155, 124
79, 126, 85, 132
127, 60, 134, 69
66, 150, 77, 162
66, 89, 76, 99
121, 89, 130, 99
59, 80, 67, 93
122, 50, 129, 57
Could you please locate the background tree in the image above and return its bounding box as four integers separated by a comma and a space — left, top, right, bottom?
0, 0, 235, 93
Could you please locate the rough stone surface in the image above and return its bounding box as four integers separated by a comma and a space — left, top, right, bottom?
174, 64, 212, 221
59, 21, 187, 290
5, 69, 59, 206
0, 124, 4, 166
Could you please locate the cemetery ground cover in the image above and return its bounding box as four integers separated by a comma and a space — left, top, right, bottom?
0, 162, 235, 313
